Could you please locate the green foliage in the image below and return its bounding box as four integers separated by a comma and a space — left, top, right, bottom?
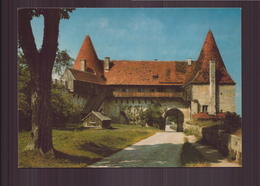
223, 112, 241, 133
122, 105, 146, 126
189, 119, 223, 127
140, 102, 165, 130
50, 84, 86, 127
18, 49, 82, 130
53, 49, 74, 76
18, 51, 32, 130
18, 124, 159, 168
26, 8, 75, 19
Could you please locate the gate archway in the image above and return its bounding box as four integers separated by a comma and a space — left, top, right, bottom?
164, 108, 184, 132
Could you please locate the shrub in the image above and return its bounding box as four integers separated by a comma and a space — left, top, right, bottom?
140, 102, 165, 130
50, 84, 87, 127
18, 55, 32, 131
223, 112, 241, 133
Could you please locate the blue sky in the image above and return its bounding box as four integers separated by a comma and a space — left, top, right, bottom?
31, 8, 241, 114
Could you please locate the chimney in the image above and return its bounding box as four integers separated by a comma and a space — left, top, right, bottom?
104, 57, 110, 72
80, 59, 87, 71
187, 58, 192, 65
209, 59, 216, 114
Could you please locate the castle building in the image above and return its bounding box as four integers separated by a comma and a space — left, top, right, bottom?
62, 30, 236, 126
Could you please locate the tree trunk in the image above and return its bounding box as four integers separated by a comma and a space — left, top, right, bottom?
26, 59, 54, 153
19, 9, 60, 154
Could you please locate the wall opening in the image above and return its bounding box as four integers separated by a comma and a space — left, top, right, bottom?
164, 108, 184, 132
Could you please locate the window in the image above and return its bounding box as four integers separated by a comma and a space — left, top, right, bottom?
151, 89, 155, 92
132, 99, 134, 104
202, 105, 208, 113
115, 99, 118, 104
152, 75, 159, 80
126, 99, 129, 104
138, 88, 144, 92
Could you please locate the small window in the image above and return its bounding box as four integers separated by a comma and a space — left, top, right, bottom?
115, 99, 118, 104
126, 99, 129, 104
132, 99, 134, 104
152, 75, 159, 80
151, 89, 155, 92
120, 99, 123, 104
122, 88, 126, 92
138, 100, 141, 104
202, 105, 208, 113
138, 88, 145, 92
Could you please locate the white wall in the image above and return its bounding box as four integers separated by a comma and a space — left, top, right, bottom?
218, 85, 236, 112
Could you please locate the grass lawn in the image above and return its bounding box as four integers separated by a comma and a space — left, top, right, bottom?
18, 124, 159, 168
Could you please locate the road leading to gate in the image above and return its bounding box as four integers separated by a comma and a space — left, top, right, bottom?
89, 129, 185, 167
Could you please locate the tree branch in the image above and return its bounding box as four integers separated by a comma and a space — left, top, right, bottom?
18, 9, 38, 66
40, 9, 60, 71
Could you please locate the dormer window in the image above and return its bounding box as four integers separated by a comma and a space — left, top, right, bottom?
152, 75, 159, 80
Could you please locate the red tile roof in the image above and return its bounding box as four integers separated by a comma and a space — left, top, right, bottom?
189, 30, 235, 85
73, 35, 104, 77
70, 31, 235, 86
104, 60, 196, 85
69, 68, 105, 85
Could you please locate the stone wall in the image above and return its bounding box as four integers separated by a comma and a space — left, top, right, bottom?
102, 98, 190, 123
189, 84, 236, 113
202, 125, 241, 162
228, 134, 242, 162
218, 85, 236, 112
191, 85, 211, 106
184, 122, 242, 162
61, 69, 75, 91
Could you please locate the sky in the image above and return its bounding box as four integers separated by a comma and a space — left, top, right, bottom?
31, 8, 241, 114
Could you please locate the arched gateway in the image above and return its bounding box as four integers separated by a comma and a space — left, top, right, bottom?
164, 108, 184, 132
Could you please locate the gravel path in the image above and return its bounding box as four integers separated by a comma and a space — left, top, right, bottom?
89, 130, 185, 167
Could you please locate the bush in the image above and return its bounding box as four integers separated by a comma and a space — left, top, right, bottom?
50, 84, 87, 127
140, 102, 165, 130
223, 112, 241, 133
18, 55, 32, 131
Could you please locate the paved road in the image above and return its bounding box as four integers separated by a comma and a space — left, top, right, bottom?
89, 129, 185, 167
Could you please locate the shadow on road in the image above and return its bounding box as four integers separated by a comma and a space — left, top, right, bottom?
89, 143, 184, 167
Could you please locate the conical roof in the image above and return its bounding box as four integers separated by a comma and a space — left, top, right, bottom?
190, 30, 235, 84
73, 35, 103, 76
